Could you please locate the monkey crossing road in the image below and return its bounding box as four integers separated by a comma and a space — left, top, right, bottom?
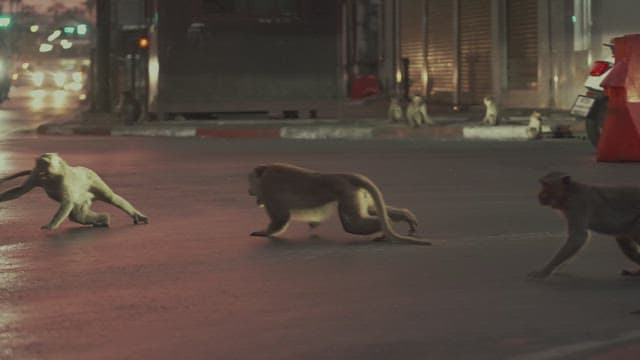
0, 136, 638, 360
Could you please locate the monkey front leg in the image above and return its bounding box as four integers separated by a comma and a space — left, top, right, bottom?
616, 236, 640, 276
42, 201, 74, 230
529, 227, 589, 279
251, 206, 290, 237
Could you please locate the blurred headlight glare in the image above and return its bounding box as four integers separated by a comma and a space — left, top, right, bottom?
53, 72, 67, 87
32, 72, 44, 87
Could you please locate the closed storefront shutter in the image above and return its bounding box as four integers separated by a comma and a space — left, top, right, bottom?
459, 0, 492, 104
161, 0, 340, 104
425, 0, 455, 103
506, 0, 538, 90
400, 0, 426, 96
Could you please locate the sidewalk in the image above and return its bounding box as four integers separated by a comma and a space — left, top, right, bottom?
36, 109, 586, 141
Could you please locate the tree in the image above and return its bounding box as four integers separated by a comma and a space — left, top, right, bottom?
8, 0, 21, 14
85, 0, 96, 18
46, 2, 66, 18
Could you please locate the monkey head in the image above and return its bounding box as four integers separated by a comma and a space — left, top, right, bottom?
538, 172, 571, 209
35, 153, 66, 177
248, 165, 267, 207
410, 95, 422, 106
483, 95, 494, 105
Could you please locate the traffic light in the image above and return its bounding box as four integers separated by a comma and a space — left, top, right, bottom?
77, 24, 88, 36
137, 36, 149, 49
0, 15, 12, 28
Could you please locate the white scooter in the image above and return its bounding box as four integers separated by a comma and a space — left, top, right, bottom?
570, 44, 614, 147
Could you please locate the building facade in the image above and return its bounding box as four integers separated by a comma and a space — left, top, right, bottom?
139, 0, 630, 119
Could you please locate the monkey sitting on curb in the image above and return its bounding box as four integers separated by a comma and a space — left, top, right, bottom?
0, 153, 148, 230
248, 163, 431, 245
388, 97, 404, 123
527, 111, 543, 139
405, 95, 434, 128
531, 172, 640, 278
482, 95, 499, 126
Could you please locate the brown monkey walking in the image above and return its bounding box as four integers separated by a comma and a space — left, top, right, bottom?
532, 171, 640, 278
248, 163, 430, 245
0, 153, 148, 230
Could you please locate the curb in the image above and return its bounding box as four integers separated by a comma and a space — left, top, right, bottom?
36, 122, 584, 141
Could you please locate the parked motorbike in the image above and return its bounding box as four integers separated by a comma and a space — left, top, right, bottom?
570, 44, 614, 147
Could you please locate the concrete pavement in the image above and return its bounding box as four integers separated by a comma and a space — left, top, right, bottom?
35, 109, 586, 141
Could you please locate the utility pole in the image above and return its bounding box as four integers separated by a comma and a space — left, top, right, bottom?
95, 0, 111, 112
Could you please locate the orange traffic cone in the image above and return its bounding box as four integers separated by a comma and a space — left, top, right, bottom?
597, 87, 640, 161
597, 34, 640, 162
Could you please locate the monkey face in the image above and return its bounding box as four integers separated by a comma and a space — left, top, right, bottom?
248, 171, 264, 207
538, 182, 569, 209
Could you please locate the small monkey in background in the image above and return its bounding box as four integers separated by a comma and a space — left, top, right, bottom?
527, 111, 543, 139
482, 95, 499, 126
0, 153, 148, 230
531, 172, 640, 278
388, 97, 404, 123
248, 163, 430, 245
405, 95, 434, 128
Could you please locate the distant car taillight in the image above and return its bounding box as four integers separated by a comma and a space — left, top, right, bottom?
590, 61, 612, 76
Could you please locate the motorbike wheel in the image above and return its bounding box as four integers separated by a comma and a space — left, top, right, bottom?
585, 98, 608, 147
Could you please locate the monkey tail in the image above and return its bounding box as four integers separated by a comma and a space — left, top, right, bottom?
348, 174, 432, 245
0, 170, 31, 184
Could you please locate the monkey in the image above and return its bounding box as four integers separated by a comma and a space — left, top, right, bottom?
0, 153, 148, 230
482, 95, 499, 126
531, 171, 640, 278
526, 111, 543, 140
247, 163, 431, 245
388, 97, 404, 123
405, 95, 434, 128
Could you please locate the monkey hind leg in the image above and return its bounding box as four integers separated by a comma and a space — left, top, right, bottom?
338, 198, 382, 237
368, 205, 417, 235
616, 236, 640, 276
103, 191, 148, 225
70, 205, 110, 227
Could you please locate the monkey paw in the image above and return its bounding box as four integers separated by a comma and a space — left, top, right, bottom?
621, 269, 640, 276
40, 224, 54, 230
308, 222, 320, 230
133, 214, 149, 225
372, 236, 389, 242
527, 270, 550, 279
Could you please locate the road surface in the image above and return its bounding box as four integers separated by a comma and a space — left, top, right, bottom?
0, 136, 639, 359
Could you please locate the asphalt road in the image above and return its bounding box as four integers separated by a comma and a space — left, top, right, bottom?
0, 85, 84, 137
0, 136, 639, 359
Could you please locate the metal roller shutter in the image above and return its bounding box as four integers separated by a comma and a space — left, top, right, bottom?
425, 0, 455, 103
400, 0, 426, 96
506, 0, 538, 90
459, 0, 492, 104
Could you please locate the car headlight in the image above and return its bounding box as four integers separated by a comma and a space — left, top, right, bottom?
53, 72, 67, 87
32, 72, 45, 87
71, 71, 83, 83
